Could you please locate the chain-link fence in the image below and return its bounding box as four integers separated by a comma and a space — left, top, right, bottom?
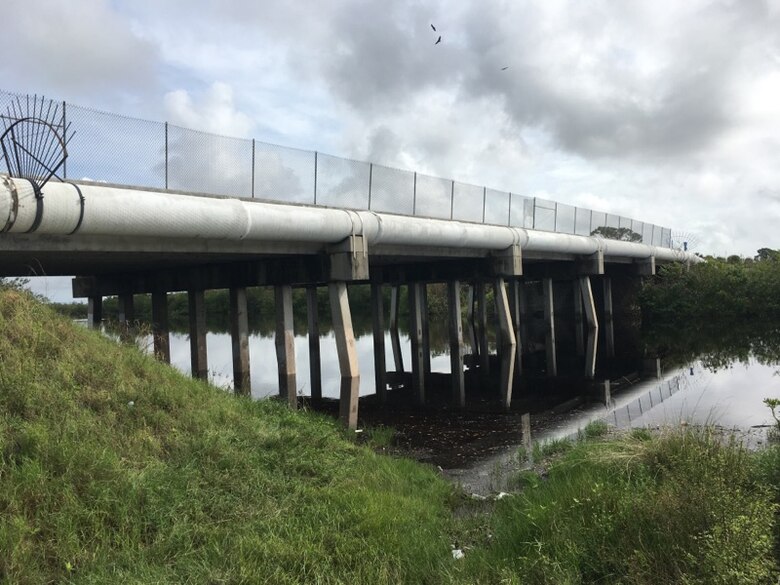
0, 89, 674, 247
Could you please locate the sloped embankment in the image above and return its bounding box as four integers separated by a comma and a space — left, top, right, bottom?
0, 289, 457, 584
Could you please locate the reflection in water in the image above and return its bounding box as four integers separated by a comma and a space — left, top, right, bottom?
139, 330, 452, 399
113, 311, 780, 488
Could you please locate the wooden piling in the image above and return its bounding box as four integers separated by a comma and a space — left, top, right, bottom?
275, 285, 297, 408
188, 289, 208, 380
329, 282, 360, 430
448, 280, 465, 408
229, 286, 251, 395
306, 286, 322, 403
151, 291, 170, 364
521, 413, 532, 453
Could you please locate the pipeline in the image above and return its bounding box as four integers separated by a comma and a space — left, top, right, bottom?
0, 176, 698, 264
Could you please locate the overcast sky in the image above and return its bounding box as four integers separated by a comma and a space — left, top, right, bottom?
3, 0, 780, 300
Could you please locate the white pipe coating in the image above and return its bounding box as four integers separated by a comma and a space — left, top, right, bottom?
0, 177, 699, 264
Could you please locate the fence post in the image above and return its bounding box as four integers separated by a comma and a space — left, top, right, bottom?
164, 122, 169, 190
313, 151, 318, 204
251, 139, 255, 198
508, 192, 512, 226
553, 202, 558, 232
532, 197, 537, 230
62, 101, 67, 179
368, 163, 373, 210
413, 172, 417, 215
482, 186, 487, 223
450, 180, 455, 220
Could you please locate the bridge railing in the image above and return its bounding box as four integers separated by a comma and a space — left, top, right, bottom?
0, 90, 673, 248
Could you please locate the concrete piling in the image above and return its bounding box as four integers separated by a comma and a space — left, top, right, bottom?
603, 277, 615, 358
87, 296, 102, 329
579, 276, 599, 379
306, 286, 323, 403
229, 286, 251, 395
329, 281, 360, 430
371, 282, 387, 404
188, 289, 208, 380
275, 285, 297, 408
494, 277, 517, 410
476, 281, 490, 375
508, 279, 523, 375
409, 282, 425, 405
542, 278, 557, 377
448, 280, 466, 408
151, 290, 170, 364
389, 285, 404, 374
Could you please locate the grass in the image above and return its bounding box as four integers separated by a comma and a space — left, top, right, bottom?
2, 286, 780, 584
0, 289, 458, 584
462, 427, 780, 584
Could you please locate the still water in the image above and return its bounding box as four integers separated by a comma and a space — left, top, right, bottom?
139, 330, 453, 399
107, 315, 780, 494
130, 326, 780, 438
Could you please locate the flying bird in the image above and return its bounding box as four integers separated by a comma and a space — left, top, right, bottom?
431, 24, 436, 31
435, 35, 442, 45
501, 66, 509, 70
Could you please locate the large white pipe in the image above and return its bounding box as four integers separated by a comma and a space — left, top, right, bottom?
0, 177, 699, 263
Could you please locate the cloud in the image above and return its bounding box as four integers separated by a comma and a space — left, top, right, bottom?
164, 83, 254, 137
5, 0, 780, 263
0, 0, 157, 100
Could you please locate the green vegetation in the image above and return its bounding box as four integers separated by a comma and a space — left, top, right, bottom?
0, 288, 457, 584
638, 249, 780, 369
590, 226, 643, 242
640, 251, 780, 324
463, 428, 780, 585
4, 287, 780, 583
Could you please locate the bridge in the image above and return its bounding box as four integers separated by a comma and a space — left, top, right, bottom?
0, 91, 697, 428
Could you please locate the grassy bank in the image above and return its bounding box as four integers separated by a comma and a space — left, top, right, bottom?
0, 289, 457, 584
463, 425, 780, 584
2, 287, 780, 583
